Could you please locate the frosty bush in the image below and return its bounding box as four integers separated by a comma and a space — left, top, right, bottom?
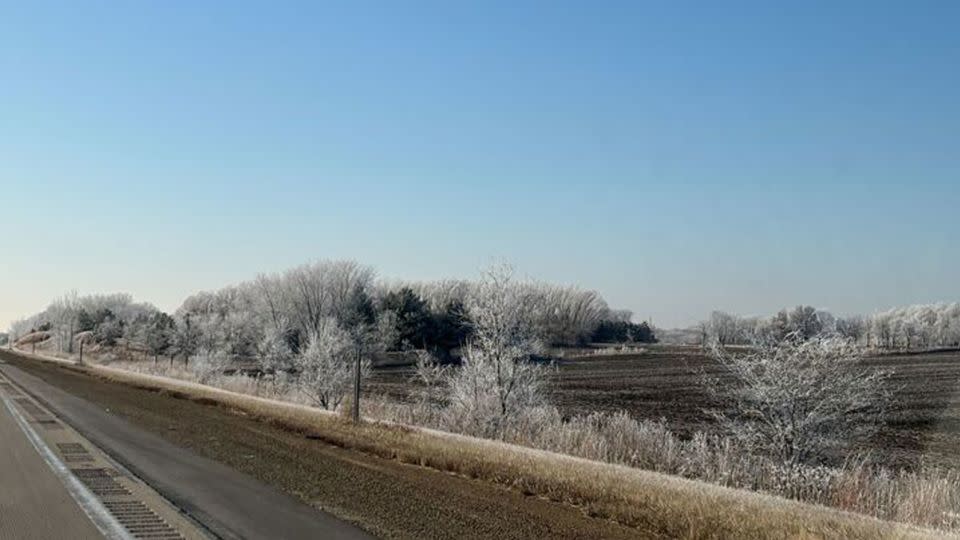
708, 336, 893, 466
296, 319, 369, 410
257, 321, 295, 377
190, 349, 232, 384
443, 264, 549, 438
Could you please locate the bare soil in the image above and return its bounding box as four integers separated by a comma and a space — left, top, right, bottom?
369, 345, 960, 468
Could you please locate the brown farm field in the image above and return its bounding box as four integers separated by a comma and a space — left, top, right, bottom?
368, 345, 960, 468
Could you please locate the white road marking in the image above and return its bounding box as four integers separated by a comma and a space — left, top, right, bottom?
0, 383, 133, 540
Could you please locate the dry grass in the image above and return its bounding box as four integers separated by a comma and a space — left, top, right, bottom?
45, 350, 960, 533
7, 348, 947, 539
14, 331, 50, 346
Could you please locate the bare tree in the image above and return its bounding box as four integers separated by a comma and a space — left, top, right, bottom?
525, 283, 610, 345
708, 336, 892, 466
255, 273, 286, 333
706, 311, 739, 346
411, 350, 449, 405
49, 291, 81, 353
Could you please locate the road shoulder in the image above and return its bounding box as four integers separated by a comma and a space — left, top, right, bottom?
0, 361, 375, 540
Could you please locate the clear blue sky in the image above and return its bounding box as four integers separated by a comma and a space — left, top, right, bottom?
1, 1, 958, 329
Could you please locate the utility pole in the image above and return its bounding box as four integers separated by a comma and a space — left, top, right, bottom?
352, 345, 361, 423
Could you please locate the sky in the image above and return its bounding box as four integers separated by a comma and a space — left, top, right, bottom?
1, 1, 958, 330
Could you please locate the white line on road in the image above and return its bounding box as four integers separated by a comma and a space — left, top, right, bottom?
0, 381, 132, 540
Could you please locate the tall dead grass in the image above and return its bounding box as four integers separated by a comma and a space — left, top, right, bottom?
371, 398, 960, 533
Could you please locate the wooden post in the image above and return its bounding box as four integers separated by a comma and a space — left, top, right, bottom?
78, 340, 84, 366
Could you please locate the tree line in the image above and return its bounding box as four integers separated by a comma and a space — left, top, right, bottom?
5, 264, 930, 474
699, 303, 960, 350
7, 260, 658, 369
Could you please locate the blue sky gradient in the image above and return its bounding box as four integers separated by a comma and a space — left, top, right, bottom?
1, 1, 958, 328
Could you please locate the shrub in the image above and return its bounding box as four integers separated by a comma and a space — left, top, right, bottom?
707, 337, 893, 467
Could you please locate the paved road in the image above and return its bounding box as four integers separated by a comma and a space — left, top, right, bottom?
0, 375, 104, 540
0, 362, 375, 540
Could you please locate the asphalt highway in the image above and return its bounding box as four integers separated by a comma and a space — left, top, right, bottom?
0, 359, 374, 540
0, 376, 105, 540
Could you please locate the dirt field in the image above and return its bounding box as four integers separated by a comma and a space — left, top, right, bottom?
369, 345, 960, 468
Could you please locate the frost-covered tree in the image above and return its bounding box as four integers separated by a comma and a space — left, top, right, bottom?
707, 311, 741, 346
164, 258, 624, 362
769, 310, 790, 342
444, 264, 547, 437
341, 285, 393, 421
145, 312, 175, 363
190, 348, 231, 384
10, 292, 160, 354
49, 291, 81, 353
526, 283, 609, 345
8, 317, 39, 344
216, 311, 261, 358
431, 299, 470, 352
788, 305, 823, 341
77, 293, 155, 323
412, 350, 449, 399
380, 287, 433, 350
254, 273, 287, 334
295, 319, 358, 410
836, 315, 866, 343
381, 276, 611, 347
866, 303, 960, 349
278, 261, 376, 339
94, 313, 124, 346
708, 337, 892, 466
701, 306, 858, 346
257, 320, 295, 376
173, 314, 202, 366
